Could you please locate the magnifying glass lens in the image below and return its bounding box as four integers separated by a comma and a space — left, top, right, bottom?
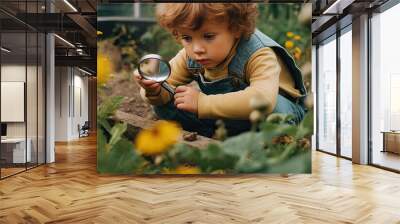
138, 54, 175, 95
139, 58, 169, 82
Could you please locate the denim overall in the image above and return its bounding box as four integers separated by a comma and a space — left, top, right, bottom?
154, 29, 307, 138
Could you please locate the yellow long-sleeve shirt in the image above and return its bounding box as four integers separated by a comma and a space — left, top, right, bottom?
140, 45, 301, 120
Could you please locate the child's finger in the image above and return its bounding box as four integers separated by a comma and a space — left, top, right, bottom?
174, 98, 184, 107
133, 69, 141, 79
142, 79, 157, 85
133, 75, 141, 82
174, 92, 185, 100
176, 103, 185, 110
175, 85, 187, 93
149, 83, 160, 89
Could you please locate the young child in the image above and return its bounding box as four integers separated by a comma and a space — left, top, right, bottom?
134, 3, 307, 138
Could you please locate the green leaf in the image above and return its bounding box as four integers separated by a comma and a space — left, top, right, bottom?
199, 143, 238, 173
169, 143, 202, 166
106, 138, 144, 174
267, 150, 311, 173
296, 111, 314, 139
260, 122, 298, 143
109, 122, 127, 146
265, 143, 298, 165
222, 132, 264, 158
235, 157, 265, 173
97, 117, 112, 134
97, 96, 124, 119
97, 128, 108, 173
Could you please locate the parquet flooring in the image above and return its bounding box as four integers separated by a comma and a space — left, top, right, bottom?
1, 167, 26, 178
1, 134, 400, 223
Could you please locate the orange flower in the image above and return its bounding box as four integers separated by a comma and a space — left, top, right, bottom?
286, 32, 294, 38
294, 35, 301, 40
135, 121, 181, 155
285, 40, 294, 49
294, 52, 301, 60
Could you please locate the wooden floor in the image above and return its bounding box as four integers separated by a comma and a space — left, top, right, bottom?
1, 167, 26, 178
1, 135, 400, 223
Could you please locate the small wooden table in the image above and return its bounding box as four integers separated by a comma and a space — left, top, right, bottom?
381, 131, 400, 154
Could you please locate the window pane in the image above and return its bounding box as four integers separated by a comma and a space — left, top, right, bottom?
27, 31, 38, 169
317, 36, 337, 154
371, 3, 400, 171
1, 30, 27, 177
340, 28, 352, 158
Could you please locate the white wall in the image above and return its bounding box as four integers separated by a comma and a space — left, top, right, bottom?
55, 67, 69, 141
1, 63, 46, 164
54, 67, 89, 141
1, 65, 28, 137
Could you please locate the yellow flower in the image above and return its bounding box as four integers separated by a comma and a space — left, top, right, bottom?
285, 40, 294, 49
97, 53, 112, 85
294, 47, 302, 54
293, 48, 302, 60
294, 35, 301, 40
286, 32, 294, 38
97, 30, 103, 36
174, 165, 201, 174
135, 121, 181, 155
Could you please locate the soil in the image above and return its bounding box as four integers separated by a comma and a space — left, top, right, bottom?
99, 70, 199, 121
100, 71, 156, 120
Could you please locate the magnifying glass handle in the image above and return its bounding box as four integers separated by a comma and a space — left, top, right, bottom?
161, 82, 175, 95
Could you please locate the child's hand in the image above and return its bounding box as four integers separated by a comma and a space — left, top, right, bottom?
133, 69, 161, 96
174, 85, 199, 114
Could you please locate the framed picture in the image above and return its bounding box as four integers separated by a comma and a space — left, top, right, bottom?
97, 3, 312, 175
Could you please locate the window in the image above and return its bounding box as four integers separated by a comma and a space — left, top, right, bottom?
370, 2, 400, 171
339, 27, 352, 158
317, 35, 337, 154
0, 1, 47, 179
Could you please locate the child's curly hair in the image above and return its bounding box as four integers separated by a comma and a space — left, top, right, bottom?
156, 3, 258, 40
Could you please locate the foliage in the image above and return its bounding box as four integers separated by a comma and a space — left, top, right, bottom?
97, 97, 312, 174
256, 4, 311, 66
98, 23, 180, 74
139, 25, 181, 61
97, 3, 311, 80
110, 24, 141, 70
97, 96, 144, 174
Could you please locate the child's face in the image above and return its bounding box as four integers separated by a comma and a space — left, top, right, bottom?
177, 19, 240, 69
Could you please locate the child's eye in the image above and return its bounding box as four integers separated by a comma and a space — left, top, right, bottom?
204, 33, 216, 40
181, 35, 192, 42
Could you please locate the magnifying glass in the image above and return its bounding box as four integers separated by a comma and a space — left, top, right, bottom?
138, 54, 175, 95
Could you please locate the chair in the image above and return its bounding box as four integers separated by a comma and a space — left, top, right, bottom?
79, 121, 90, 138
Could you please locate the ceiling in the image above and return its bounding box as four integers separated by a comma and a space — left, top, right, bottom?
0, 0, 97, 73
311, 0, 390, 43
1, 0, 395, 73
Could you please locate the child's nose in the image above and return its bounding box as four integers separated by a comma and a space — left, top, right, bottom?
192, 42, 206, 54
